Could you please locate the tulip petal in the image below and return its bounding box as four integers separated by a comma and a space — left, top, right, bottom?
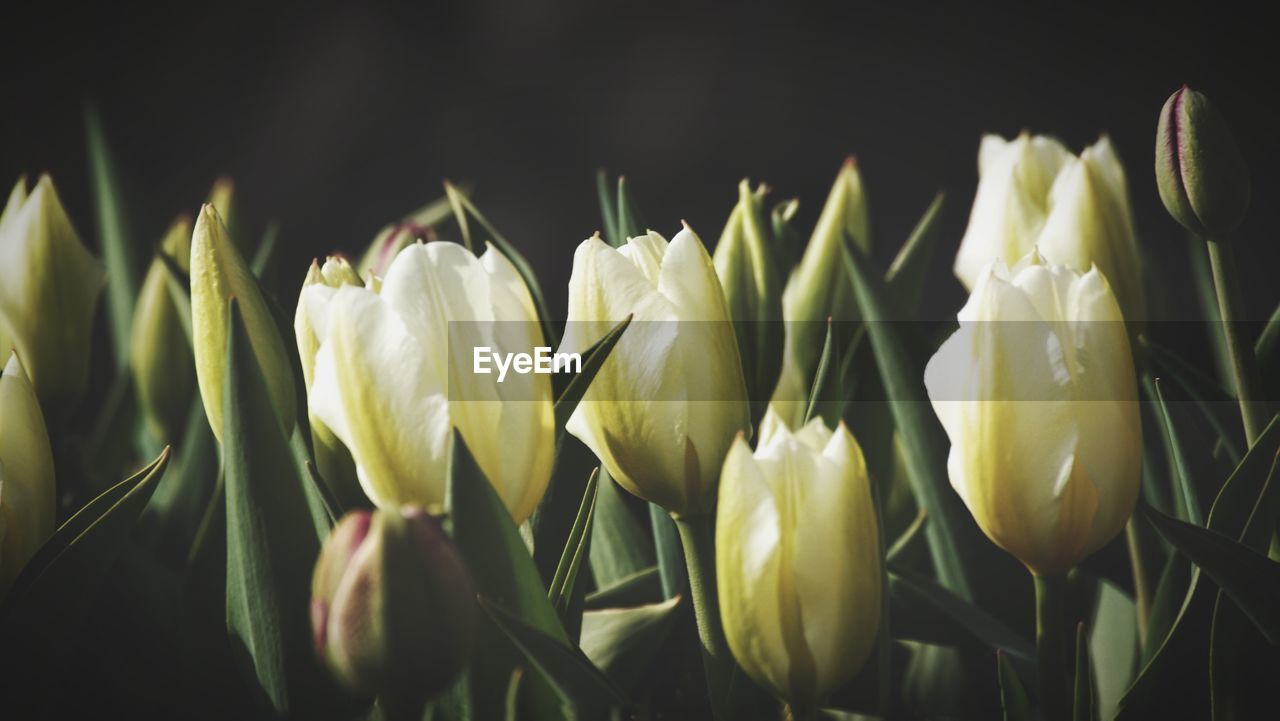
0, 353, 55, 588
311, 287, 451, 510
716, 437, 791, 698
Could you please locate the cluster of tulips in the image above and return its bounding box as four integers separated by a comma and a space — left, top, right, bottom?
1, 86, 1276, 720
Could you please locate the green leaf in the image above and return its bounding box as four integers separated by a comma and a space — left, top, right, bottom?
584, 566, 662, 610
886, 507, 928, 565
144, 392, 219, 563
1089, 580, 1138, 721
1074, 622, 1093, 721
553, 315, 632, 435
0, 448, 170, 653
888, 567, 1036, 677
842, 236, 978, 600
442, 182, 557, 347
1117, 418, 1280, 718
650, 504, 687, 600
222, 298, 332, 716
479, 597, 626, 718
1150, 377, 1204, 525
596, 170, 620, 248
447, 430, 568, 719
85, 102, 141, 369
885, 191, 945, 314
1139, 336, 1242, 464
588, 467, 655, 589
804, 318, 838, 425
615, 175, 646, 241
997, 650, 1034, 721
1205, 415, 1280, 548
547, 468, 599, 641
158, 249, 195, 346
580, 596, 683, 692
252, 221, 281, 279
1142, 503, 1280, 644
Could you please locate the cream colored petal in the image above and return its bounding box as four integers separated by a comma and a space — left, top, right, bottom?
310, 287, 451, 511
616, 231, 669, 285
717, 436, 791, 699
0, 176, 105, 420
0, 353, 54, 589
793, 425, 880, 700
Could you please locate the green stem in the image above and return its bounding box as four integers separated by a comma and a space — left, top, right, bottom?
675, 514, 733, 720
1035, 574, 1069, 721
1205, 237, 1267, 446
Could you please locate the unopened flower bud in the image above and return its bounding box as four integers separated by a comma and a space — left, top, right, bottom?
311, 507, 476, 703
1155, 85, 1251, 237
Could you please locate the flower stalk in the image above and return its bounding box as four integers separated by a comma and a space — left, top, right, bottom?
1034, 573, 1069, 721
675, 514, 734, 720
1205, 237, 1267, 445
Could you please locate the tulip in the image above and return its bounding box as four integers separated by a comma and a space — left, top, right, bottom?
131, 215, 195, 442
953, 133, 1145, 321
0, 353, 56, 593
717, 409, 882, 707
713, 180, 784, 419
305, 241, 554, 523
1155, 85, 1250, 238
311, 507, 476, 706
0, 175, 105, 421
924, 253, 1142, 576
191, 204, 296, 440
295, 256, 364, 508
1155, 86, 1263, 444
561, 225, 749, 517
780, 158, 869, 382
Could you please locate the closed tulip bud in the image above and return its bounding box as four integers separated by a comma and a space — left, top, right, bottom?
925, 253, 1142, 575
713, 180, 783, 412
130, 215, 195, 442
781, 158, 869, 380
717, 410, 881, 706
191, 204, 296, 440
0, 353, 56, 593
0, 175, 105, 422
1155, 85, 1251, 238
311, 507, 476, 703
561, 225, 749, 517
954, 133, 1145, 321
295, 257, 364, 507
305, 242, 554, 523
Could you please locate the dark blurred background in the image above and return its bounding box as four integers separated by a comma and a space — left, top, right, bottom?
4, 0, 1277, 321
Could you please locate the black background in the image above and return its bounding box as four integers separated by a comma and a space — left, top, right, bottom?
4, 0, 1277, 321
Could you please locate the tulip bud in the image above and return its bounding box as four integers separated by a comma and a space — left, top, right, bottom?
306, 242, 555, 523
295, 257, 364, 507
0, 175, 105, 422
713, 180, 783, 413
780, 158, 868, 386
954, 133, 1145, 321
191, 204, 296, 440
0, 353, 56, 593
561, 225, 750, 517
1155, 85, 1251, 237
130, 215, 195, 442
925, 253, 1142, 575
717, 410, 881, 706
311, 507, 476, 703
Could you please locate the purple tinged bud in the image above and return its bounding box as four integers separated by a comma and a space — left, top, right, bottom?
1155, 85, 1251, 237
310, 507, 476, 705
